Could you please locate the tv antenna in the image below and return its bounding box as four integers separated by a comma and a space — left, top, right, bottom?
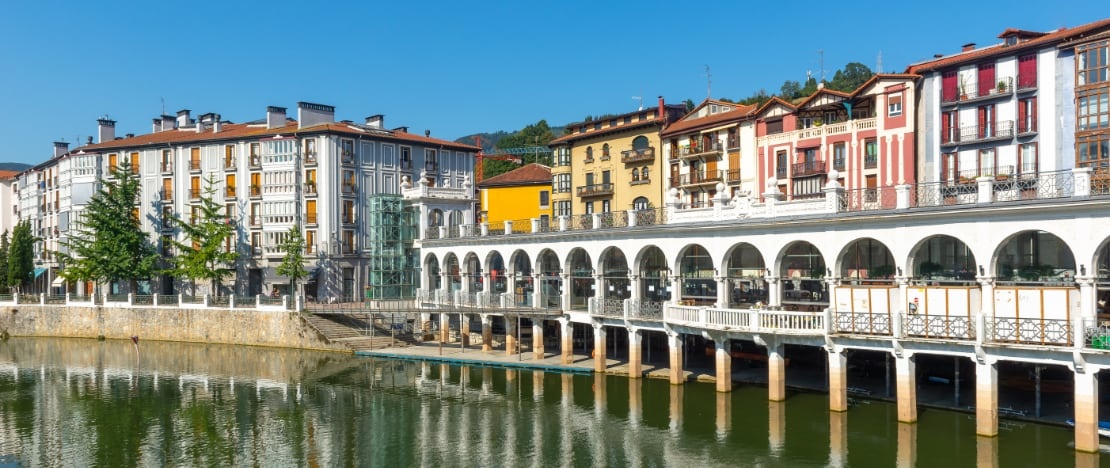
818, 49, 826, 82
705, 65, 712, 99
877, 50, 884, 73
632, 95, 643, 111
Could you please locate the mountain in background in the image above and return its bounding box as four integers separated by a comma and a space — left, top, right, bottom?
455, 124, 566, 154
0, 162, 31, 172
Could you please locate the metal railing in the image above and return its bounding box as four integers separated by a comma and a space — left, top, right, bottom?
835, 311, 892, 336
597, 211, 628, 229
840, 186, 897, 212
627, 299, 663, 320
903, 314, 974, 340
676, 170, 725, 186
991, 170, 1074, 201
792, 160, 826, 176
570, 214, 593, 231
621, 147, 655, 164
576, 183, 614, 197
986, 316, 1071, 346
634, 208, 665, 226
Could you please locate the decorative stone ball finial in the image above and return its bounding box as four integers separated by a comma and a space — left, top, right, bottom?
400, 175, 412, 190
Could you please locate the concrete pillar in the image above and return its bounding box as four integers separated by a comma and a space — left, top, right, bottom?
670, 276, 682, 305
715, 392, 732, 439
768, 401, 785, 454
715, 337, 732, 392
767, 276, 781, 308
439, 313, 450, 343
828, 349, 848, 412
768, 343, 786, 401
896, 355, 917, 423
977, 276, 995, 322
1074, 369, 1100, 453
505, 317, 518, 355
897, 422, 917, 468
976, 361, 998, 437
559, 318, 573, 364
829, 411, 848, 468
531, 273, 543, 310
667, 332, 684, 385
715, 276, 728, 309
532, 320, 545, 359
561, 272, 572, 311
628, 328, 643, 378
481, 315, 493, 352
629, 274, 642, 301
461, 314, 470, 347
1077, 276, 1097, 321
592, 323, 607, 373
1076, 452, 1101, 468
418, 312, 432, 341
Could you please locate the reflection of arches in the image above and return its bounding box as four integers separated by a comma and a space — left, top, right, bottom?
839, 238, 895, 281
567, 248, 594, 309
632, 135, 649, 150
678, 244, 715, 303
424, 253, 441, 290
601, 247, 630, 299
908, 235, 977, 282
725, 243, 767, 306
637, 245, 669, 302
993, 230, 1075, 282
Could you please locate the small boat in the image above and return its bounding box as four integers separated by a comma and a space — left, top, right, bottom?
1066, 419, 1110, 437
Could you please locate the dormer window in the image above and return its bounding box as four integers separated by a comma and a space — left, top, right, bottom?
1005, 36, 1018, 46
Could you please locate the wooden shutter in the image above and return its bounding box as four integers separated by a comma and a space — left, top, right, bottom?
978, 63, 995, 97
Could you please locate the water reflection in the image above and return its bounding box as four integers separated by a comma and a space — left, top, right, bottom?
0, 338, 1090, 467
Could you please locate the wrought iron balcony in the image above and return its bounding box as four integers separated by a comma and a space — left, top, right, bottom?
726, 169, 742, 184
940, 121, 1014, 146
304, 183, 317, 196
621, 147, 655, 164
304, 152, 317, 165
161, 163, 174, 174
864, 154, 877, 169
1016, 74, 1037, 91
1018, 117, 1037, 135
189, 160, 201, 172
792, 160, 826, 177
576, 183, 614, 198
225, 186, 236, 198
677, 142, 723, 160
941, 76, 1014, 104
677, 169, 725, 187
224, 159, 236, 170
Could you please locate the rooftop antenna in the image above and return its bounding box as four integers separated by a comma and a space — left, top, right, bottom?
705, 65, 712, 99
160, 97, 165, 115
877, 50, 884, 74
818, 49, 826, 82
632, 95, 643, 111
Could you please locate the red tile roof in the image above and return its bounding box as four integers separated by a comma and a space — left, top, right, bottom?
660, 100, 756, 137
750, 74, 919, 119
71, 120, 479, 154
478, 163, 551, 187
549, 104, 687, 145
0, 170, 20, 180
906, 18, 1110, 74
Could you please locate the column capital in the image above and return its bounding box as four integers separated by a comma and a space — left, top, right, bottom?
766, 276, 779, 285
895, 276, 910, 286
628, 273, 640, 281
1076, 276, 1097, 287
976, 276, 996, 287
826, 276, 842, 286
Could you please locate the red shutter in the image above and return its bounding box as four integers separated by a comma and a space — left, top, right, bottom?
941, 154, 949, 182
978, 108, 986, 138
978, 64, 995, 97
1018, 55, 1037, 88
1032, 98, 1038, 132
942, 113, 951, 143
1018, 99, 1027, 133
942, 71, 958, 102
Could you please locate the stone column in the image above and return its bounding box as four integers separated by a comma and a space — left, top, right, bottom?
767, 275, 781, 308
592, 322, 607, 373
594, 273, 605, 313
560, 317, 573, 365
531, 273, 544, 310
977, 276, 995, 324
715, 336, 732, 392
976, 361, 998, 437
439, 313, 450, 343
505, 316, 518, 355
896, 354, 917, 423
1074, 369, 1100, 453
828, 348, 848, 412
768, 342, 786, 401
715, 275, 728, 309
670, 276, 682, 305
561, 272, 572, 311
1077, 276, 1097, 321
460, 313, 470, 347
419, 312, 432, 341
668, 331, 684, 385
532, 319, 545, 359
826, 276, 841, 311
629, 274, 642, 301
481, 314, 493, 352
628, 328, 643, 378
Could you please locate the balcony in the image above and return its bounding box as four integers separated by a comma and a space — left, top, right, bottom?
677, 142, 723, 160
833, 156, 846, 171
1017, 74, 1037, 92
792, 160, 826, 177
676, 170, 725, 187
306, 213, 318, 225
341, 215, 356, 225
160, 219, 174, 232
941, 77, 1014, 106
341, 150, 356, 165
249, 186, 261, 198
425, 162, 438, 173
726, 169, 742, 184
304, 152, 317, 166
189, 189, 201, 200
1018, 117, 1037, 135
940, 121, 1014, 147
576, 183, 614, 198
189, 160, 201, 172
161, 163, 174, 174
864, 154, 877, 169
249, 155, 261, 168
775, 166, 787, 179
756, 118, 877, 147
957, 165, 1015, 183
250, 216, 261, 227
621, 147, 655, 164
304, 183, 317, 196
342, 184, 358, 195
224, 159, 236, 171
225, 186, 236, 198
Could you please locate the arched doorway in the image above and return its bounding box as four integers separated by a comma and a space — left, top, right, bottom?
510, 250, 533, 307
424, 254, 441, 293
994, 230, 1075, 284
726, 243, 767, 307
599, 247, 630, 315
779, 241, 828, 310
567, 248, 593, 311
464, 253, 482, 295
840, 238, 896, 285
537, 249, 562, 309
836, 238, 897, 335
902, 235, 979, 340
487, 251, 507, 296
911, 235, 977, 284
679, 244, 715, 305
990, 230, 1077, 344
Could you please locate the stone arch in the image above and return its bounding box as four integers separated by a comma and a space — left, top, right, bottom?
464, 252, 482, 292
428, 208, 444, 227
991, 230, 1076, 283
600, 246, 630, 299
448, 209, 464, 226
537, 249, 562, 308
636, 245, 669, 302
724, 242, 768, 307
838, 238, 897, 283
677, 243, 715, 304
444, 253, 462, 292
1095, 238, 1110, 316
509, 249, 533, 306
907, 234, 978, 283
486, 250, 507, 294
423, 253, 441, 291
776, 241, 829, 309
566, 247, 594, 310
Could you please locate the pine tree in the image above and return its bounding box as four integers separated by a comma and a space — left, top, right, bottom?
8, 221, 35, 294
0, 230, 10, 292
167, 176, 238, 296
276, 224, 308, 298
56, 159, 159, 294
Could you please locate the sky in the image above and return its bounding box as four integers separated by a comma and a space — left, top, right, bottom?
0, 0, 1105, 165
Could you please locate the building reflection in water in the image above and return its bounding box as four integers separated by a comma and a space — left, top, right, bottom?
897, 422, 916, 468
768, 401, 785, 455
715, 392, 731, 441
829, 411, 847, 467
669, 384, 683, 433
628, 378, 642, 427
976, 435, 998, 468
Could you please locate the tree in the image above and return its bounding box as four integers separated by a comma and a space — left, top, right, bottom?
779, 80, 803, 100
495, 120, 555, 152
829, 62, 874, 92
8, 221, 35, 294
275, 224, 308, 298
167, 176, 238, 296
57, 159, 159, 294
0, 230, 9, 292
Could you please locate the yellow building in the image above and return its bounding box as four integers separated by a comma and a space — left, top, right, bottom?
548, 99, 687, 217
477, 163, 552, 226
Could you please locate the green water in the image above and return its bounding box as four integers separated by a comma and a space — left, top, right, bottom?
0, 338, 1101, 467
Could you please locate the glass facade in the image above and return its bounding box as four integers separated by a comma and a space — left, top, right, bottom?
365, 195, 418, 299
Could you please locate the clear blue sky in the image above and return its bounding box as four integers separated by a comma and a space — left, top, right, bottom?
0, 1, 1103, 165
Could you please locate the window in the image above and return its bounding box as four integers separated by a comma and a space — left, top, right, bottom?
340, 139, 355, 163
624, 116, 632, 124
766, 119, 783, 135
190, 176, 200, 199
400, 146, 412, 169
305, 230, 315, 254
555, 200, 572, 217
1018, 54, 1037, 89
602, 143, 610, 158
554, 174, 571, 193
425, 148, 438, 171
833, 143, 846, 170
601, 170, 610, 185
941, 110, 958, 144
1077, 40, 1108, 86
585, 202, 594, 214
225, 174, 236, 197
633, 197, 649, 210
608, 119, 616, 127
775, 150, 787, 178
941, 70, 958, 102
224, 145, 235, 168
631, 168, 639, 181
864, 140, 878, 169
539, 190, 549, 207
942, 152, 959, 184
342, 200, 355, 224
108, 153, 118, 172
1077, 88, 1109, 131
161, 150, 172, 172
304, 138, 317, 157
1078, 134, 1110, 169
306, 200, 317, 224
887, 93, 903, 116
977, 105, 995, 138
249, 143, 260, 165
1019, 97, 1039, 133
601, 200, 610, 213
130, 152, 139, 174
641, 166, 649, 180
1019, 143, 1038, 175
585, 146, 593, 162
190, 148, 200, 170
556, 147, 571, 166
977, 63, 995, 98
978, 148, 996, 176
593, 122, 601, 130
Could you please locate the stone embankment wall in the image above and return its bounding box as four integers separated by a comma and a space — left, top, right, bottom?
0, 305, 346, 352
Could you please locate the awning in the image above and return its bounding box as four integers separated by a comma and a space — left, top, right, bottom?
33, 268, 47, 279
52, 276, 66, 286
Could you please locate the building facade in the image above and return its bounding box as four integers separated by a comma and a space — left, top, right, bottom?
659, 99, 757, 207
13, 102, 478, 301
477, 163, 552, 226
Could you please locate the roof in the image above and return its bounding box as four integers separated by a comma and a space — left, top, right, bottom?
906, 17, 1110, 73
0, 170, 20, 180
660, 100, 756, 137
478, 163, 552, 188
749, 74, 920, 119
549, 104, 687, 146
69, 120, 479, 154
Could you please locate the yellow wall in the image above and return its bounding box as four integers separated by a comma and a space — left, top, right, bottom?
566, 128, 665, 215
480, 183, 551, 224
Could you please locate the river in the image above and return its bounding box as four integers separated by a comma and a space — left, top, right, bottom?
0, 338, 1100, 467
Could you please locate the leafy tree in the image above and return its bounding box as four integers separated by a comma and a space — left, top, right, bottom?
780, 80, 803, 100
57, 159, 159, 295
495, 120, 555, 151
684, 99, 695, 112
0, 230, 9, 292
737, 89, 771, 106
8, 221, 35, 294
275, 224, 308, 297
166, 176, 238, 296
829, 62, 875, 93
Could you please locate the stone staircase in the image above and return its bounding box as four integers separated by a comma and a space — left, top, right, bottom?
301, 313, 419, 352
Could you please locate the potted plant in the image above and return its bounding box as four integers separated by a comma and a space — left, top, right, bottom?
918, 261, 944, 278
250, 183, 260, 195
997, 80, 1007, 93
958, 75, 969, 100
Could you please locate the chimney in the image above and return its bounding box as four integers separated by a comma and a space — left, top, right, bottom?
296, 101, 335, 129
52, 141, 69, 158
152, 118, 162, 133
266, 106, 286, 129
424, 130, 431, 137
657, 96, 664, 120
176, 109, 191, 128
97, 118, 116, 143
161, 114, 176, 131
961, 43, 976, 52
393, 126, 408, 133
125, 133, 135, 139
86, 136, 93, 145
365, 114, 384, 128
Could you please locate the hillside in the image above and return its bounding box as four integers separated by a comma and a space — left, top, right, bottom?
0, 162, 31, 172
455, 125, 566, 153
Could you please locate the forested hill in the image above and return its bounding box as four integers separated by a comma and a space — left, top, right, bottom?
0, 162, 31, 172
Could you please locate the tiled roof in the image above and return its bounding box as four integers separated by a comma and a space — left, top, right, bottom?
660, 100, 756, 137
0, 170, 20, 180
906, 18, 1110, 74
478, 163, 552, 187
70, 120, 479, 154
549, 104, 687, 146
750, 74, 919, 119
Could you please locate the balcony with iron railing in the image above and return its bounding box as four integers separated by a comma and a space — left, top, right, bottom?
621, 147, 655, 164
189, 160, 201, 172
677, 142, 723, 160
792, 160, 826, 177
225, 186, 236, 198
864, 154, 877, 169
249, 155, 261, 167
161, 163, 174, 174
250, 216, 260, 227
674, 169, 725, 187
306, 212, 318, 225
833, 156, 846, 171
161, 190, 173, 202
250, 185, 262, 198
941, 76, 1014, 105
224, 159, 236, 171
940, 121, 1014, 146
1016, 73, 1037, 92
1018, 117, 1037, 135
425, 162, 438, 173
304, 152, 317, 165
341, 150, 356, 165
342, 184, 358, 195
577, 183, 614, 198
341, 213, 356, 225
304, 183, 317, 196
726, 169, 742, 184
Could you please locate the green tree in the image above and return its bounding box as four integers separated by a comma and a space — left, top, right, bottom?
167, 176, 238, 296
0, 230, 9, 292
829, 62, 874, 92
495, 120, 555, 151
8, 221, 35, 294
275, 224, 308, 297
57, 159, 159, 294
780, 80, 803, 100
